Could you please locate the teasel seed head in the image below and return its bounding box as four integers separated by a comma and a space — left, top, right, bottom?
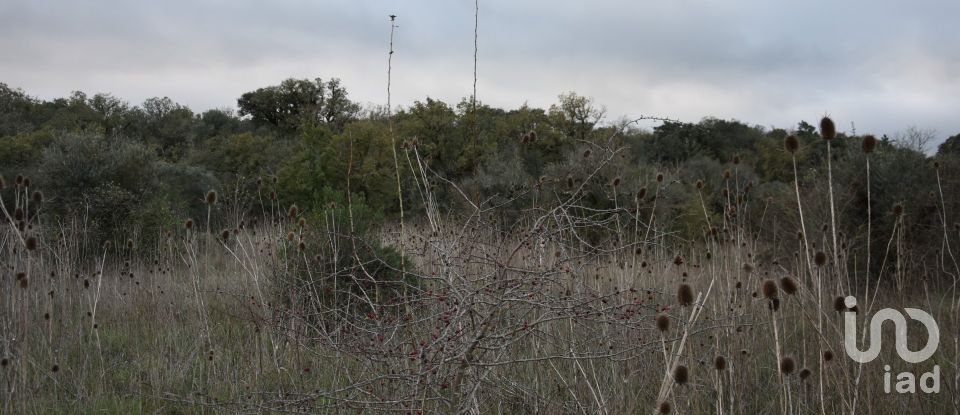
656, 173, 664, 183
672, 365, 689, 385
779, 277, 798, 295
723, 170, 731, 179
799, 368, 812, 380
528, 131, 537, 142
25, 236, 37, 251
655, 314, 670, 332
833, 296, 847, 312
298, 217, 306, 227
761, 279, 778, 299
695, 180, 704, 190
611, 176, 621, 187
185, 219, 194, 230
892, 202, 903, 217
657, 401, 671, 414
205, 190, 217, 205
677, 284, 694, 307
733, 155, 741, 165
14, 207, 23, 221
31, 190, 43, 203
814, 251, 827, 266
862, 134, 877, 153
288, 204, 298, 218
126, 239, 134, 249
21, 177, 29, 188
780, 356, 796, 375
637, 187, 647, 200
820, 116, 836, 141
823, 350, 834, 362
713, 355, 727, 371
220, 229, 231, 242
286, 232, 295, 241
583, 149, 591, 158
784, 135, 799, 153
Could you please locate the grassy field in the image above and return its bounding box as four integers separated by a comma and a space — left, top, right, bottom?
2, 130, 958, 414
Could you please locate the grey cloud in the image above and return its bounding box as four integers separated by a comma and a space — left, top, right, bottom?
1, 0, 958, 143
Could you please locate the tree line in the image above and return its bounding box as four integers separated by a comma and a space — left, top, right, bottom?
2, 78, 959, 275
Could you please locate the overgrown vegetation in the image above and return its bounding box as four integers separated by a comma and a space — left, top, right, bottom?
2, 79, 960, 413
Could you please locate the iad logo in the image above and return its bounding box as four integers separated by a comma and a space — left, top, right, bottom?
842, 296, 940, 393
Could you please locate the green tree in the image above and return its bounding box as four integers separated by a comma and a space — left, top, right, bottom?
237, 77, 359, 134
937, 133, 960, 157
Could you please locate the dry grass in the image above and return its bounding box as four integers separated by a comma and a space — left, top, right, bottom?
1, 138, 957, 414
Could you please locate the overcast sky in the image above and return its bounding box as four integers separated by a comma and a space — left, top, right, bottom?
2, 0, 958, 144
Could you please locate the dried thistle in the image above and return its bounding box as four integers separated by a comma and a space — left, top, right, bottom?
656, 314, 670, 332
713, 355, 727, 371
784, 135, 799, 153
814, 251, 827, 267
761, 279, 778, 299
205, 190, 218, 205
833, 296, 847, 312
780, 356, 796, 375
820, 116, 836, 141
779, 277, 798, 295
862, 134, 877, 153
673, 365, 689, 385
677, 284, 694, 307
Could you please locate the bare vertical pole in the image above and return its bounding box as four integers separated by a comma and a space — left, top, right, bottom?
472, 0, 478, 110
387, 15, 406, 281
